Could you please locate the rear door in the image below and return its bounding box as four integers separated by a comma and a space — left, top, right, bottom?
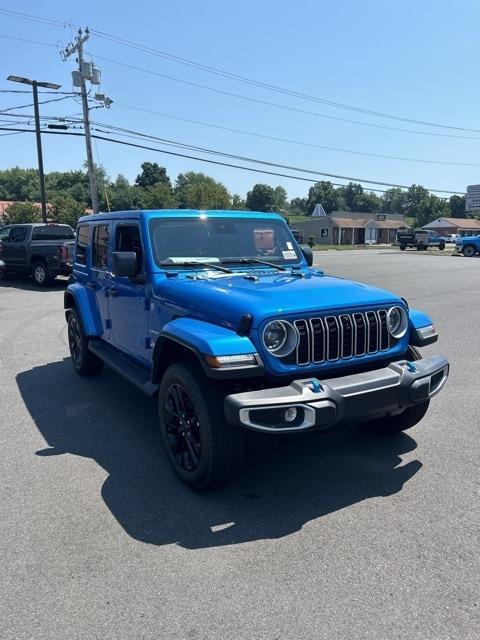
108, 221, 149, 361
90, 223, 112, 340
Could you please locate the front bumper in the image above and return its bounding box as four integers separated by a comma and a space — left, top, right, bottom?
224, 354, 449, 432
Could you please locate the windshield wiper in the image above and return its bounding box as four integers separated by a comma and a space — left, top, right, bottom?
221, 258, 287, 271
160, 260, 233, 274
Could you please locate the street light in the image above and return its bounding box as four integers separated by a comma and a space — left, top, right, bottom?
7, 75, 61, 223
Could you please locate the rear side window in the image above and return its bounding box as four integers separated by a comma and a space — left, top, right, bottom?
75, 225, 89, 265
32, 225, 74, 240
92, 225, 110, 269
0, 227, 10, 242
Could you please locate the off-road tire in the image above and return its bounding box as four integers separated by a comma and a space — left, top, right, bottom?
439, 242, 445, 250
158, 360, 245, 490
462, 244, 476, 257
67, 309, 104, 376
365, 345, 430, 434
400, 243, 407, 251
32, 260, 53, 287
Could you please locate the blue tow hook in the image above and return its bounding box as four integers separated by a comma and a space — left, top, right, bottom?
405, 361, 417, 373
307, 379, 322, 393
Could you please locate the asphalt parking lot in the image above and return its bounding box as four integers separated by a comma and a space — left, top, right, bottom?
1, 251, 479, 640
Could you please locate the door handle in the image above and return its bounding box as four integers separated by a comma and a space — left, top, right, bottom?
107, 287, 118, 297
85, 281, 97, 290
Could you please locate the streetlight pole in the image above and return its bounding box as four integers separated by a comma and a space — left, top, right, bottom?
7, 75, 61, 223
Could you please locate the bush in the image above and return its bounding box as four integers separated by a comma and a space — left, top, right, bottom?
307, 235, 316, 248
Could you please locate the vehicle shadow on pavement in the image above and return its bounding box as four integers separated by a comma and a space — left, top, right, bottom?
17, 358, 422, 549
0, 274, 68, 291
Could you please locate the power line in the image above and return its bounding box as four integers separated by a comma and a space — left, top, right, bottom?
0, 8, 476, 134
1, 26, 479, 141
0, 95, 74, 114
114, 102, 480, 168
1, 123, 463, 195
0, 125, 396, 193
90, 28, 480, 134
0, 33, 58, 47
91, 53, 480, 141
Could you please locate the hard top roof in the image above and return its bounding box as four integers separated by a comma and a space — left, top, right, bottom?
78, 209, 284, 223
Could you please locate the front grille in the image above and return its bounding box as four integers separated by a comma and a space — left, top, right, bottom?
293, 310, 391, 365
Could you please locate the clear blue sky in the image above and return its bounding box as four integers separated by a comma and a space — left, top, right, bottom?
1, 0, 479, 200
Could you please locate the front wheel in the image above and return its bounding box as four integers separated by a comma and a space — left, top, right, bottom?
158, 360, 244, 490
67, 309, 104, 376
462, 244, 477, 257
439, 242, 445, 250
365, 346, 430, 434
400, 243, 407, 251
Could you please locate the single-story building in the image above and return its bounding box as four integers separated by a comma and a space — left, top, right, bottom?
422, 217, 480, 237
293, 210, 408, 245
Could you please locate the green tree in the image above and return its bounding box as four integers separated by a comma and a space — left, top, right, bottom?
448, 195, 466, 218
175, 172, 230, 209
144, 181, 176, 209
404, 184, 430, 219
107, 175, 145, 211
306, 181, 346, 215
354, 191, 381, 213
339, 182, 364, 211
380, 188, 407, 216
50, 196, 86, 228
0, 167, 40, 201
273, 186, 287, 211
231, 194, 246, 210
3, 201, 41, 224
135, 162, 172, 189
246, 184, 277, 211
414, 194, 449, 227
288, 197, 307, 215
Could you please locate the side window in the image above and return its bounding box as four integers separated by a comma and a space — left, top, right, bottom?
92, 225, 110, 270
9, 227, 27, 242
114, 225, 143, 275
75, 225, 89, 266
0, 228, 10, 242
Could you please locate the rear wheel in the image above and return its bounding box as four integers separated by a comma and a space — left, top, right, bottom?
32, 260, 53, 287
158, 360, 244, 490
439, 242, 445, 250
365, 346, 430, 434
462, 244, 476, 257
67, 309, 104, 376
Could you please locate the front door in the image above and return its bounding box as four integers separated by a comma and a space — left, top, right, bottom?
4, 226, 29, 269
365, 227, 378, 245
108, 222, 149, 362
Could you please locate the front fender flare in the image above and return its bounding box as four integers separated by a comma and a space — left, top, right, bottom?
64, 283, 102, 337
151, 317, 263, 381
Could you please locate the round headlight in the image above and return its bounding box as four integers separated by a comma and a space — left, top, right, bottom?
262, 320, 298, 357
387, 306, 408, 339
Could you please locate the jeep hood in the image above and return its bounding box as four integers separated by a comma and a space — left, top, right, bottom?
153, 270, 402, 329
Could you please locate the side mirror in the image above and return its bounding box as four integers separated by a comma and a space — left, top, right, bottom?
112, 251, 137, 277
300, 245, 313, 267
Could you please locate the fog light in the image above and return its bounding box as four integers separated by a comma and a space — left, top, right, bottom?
284, 407, 298, 422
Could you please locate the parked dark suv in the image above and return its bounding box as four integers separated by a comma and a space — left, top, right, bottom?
0, 223, 75, 285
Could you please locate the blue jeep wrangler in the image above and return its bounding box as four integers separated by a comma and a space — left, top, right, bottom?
65, 210, 449, 489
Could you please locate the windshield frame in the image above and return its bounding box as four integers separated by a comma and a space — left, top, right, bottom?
148, 216, 303, 270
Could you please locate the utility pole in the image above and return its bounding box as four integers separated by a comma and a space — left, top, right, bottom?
7, 75, 61, 223
62, 28, 99, 214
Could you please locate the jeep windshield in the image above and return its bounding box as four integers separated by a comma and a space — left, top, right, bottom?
149, 217, 302, 268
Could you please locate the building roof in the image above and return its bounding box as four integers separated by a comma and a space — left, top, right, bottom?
331, 217, 406, 229
423, 217, 480, 229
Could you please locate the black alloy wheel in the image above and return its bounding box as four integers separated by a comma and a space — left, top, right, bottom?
67, 309, 104, 375
158, 361, 244, 490
164, 383, 202, 472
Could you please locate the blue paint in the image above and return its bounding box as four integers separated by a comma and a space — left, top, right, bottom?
68, 209, 443, 382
